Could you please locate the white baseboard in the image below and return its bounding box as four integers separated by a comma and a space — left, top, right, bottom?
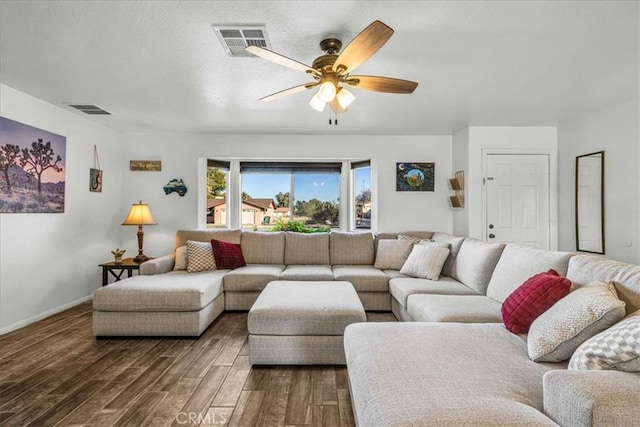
0, 295, 93, 335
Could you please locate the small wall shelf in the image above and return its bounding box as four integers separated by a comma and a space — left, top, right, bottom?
449, 171, 465, 208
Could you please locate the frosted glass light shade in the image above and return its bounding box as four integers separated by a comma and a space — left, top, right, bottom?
309, 93, 326, 112
336, 87, 355, 109
317, 81, 337, 102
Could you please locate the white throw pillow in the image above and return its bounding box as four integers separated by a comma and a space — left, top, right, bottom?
173, 245, 187, 271
186, 240, 215, 273
527, 281, 626, 362
569, 310, 640, 371
399, 242, 450, 280
374, 239, 414, 270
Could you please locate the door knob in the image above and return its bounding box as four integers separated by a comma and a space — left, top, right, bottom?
489, 224, 494, 229
489, 233, 496, 239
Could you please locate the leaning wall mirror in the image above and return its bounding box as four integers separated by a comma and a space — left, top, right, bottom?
575, 151, 605, 254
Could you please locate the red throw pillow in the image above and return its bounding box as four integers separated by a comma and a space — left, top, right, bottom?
210, 239, 246, 269
501, 269, 571, 334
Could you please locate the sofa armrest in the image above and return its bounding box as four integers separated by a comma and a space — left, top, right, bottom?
543, 370, 640, 427
140, 254, 175, 275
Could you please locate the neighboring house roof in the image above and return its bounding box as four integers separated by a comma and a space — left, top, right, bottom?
274, 207, 289, 213
207, 198, 226, 209
243, 198, 275, 210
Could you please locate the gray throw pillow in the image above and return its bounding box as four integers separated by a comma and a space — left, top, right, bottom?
399, 242, 450, 280
374, 239, 414, 270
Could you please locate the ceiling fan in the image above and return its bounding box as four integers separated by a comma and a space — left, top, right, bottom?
246, 20, 418, 118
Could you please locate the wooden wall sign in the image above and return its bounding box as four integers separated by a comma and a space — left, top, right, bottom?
130, 160, 161, 171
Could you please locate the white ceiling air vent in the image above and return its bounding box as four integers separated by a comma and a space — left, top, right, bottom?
212, 25, 271, 57
66, 104, 111, 115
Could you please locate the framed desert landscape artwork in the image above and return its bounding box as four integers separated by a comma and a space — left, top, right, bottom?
0, 116, 66, 213
396, 162, 435, 192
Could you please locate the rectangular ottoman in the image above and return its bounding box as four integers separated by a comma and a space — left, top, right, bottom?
248, 280, 366, 365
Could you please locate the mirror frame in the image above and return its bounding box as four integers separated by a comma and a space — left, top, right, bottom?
575, 151, 605, 254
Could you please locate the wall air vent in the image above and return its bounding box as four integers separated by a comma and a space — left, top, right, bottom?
212, 25, 271, 57
67, 104, 111, 115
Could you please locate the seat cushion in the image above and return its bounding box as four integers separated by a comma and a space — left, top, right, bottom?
344, 322, 558, 427
93, 270, 227, 311
279, 265, 334, 281
389, 277, 478, 308
407, 294, 503, 323
487, 244, 573, 303
285, 232, 330, 265
332, 265, 389, 292
449, 238, 504, 294
223, 264, 284, 292
240, 231, 285, 265
329, 231, 374, 265
248, 281, 366, 335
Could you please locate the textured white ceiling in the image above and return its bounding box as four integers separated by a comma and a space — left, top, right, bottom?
0, 1, 638, 135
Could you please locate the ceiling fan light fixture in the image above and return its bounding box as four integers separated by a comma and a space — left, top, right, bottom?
309, 93, 326, 112
336, 87, 355, 109
317, 81, 337, 102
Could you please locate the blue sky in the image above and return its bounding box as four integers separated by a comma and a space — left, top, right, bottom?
242, 169, 371, 203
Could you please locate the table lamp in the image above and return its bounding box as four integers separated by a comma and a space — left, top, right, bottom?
122, 200, 157, 263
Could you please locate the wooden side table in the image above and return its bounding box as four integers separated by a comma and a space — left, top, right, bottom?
99, 258, 143, 286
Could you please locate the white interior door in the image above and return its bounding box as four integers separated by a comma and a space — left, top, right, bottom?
485, 154, 550, 249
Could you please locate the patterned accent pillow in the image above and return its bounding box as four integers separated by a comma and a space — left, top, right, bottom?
211, 239, 246, 270
501, 269, 571, 334
398, 234, 432, 245
374, 239, 414, 270
569, 310, 640, 371
186, 240, 215, 273
527, 281, 626, 362
399, 242, 450, 280
173, 245, 187, 271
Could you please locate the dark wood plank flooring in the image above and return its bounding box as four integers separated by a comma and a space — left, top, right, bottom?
0, 302, 395, 426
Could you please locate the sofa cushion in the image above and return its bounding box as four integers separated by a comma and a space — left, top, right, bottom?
175, 229, 241, 248
389, 277, 478, 308
449, 238, 504, 294
93, 270, 226, 311
279, 265, 334, 281
344, 322, 557, 427
329, 231, 374, 265
501, 269, 572, 334
568, 310, 640, 371
399, 242, 450, 280
211, 239, 246, 269
487, 244, 573, 303
407, 295, 503, 323
373, 239, 414, 270
173, 245, 187, 271
186, 240, 215, 272
397, 234, 430, 244
332, 265, 390, 292
430, 232, 465, 277
528, 281, 626, 362
566, 254, 640, 315
285, 232, 330, 265
223, 264, 284, 292
240, 231, 285, 265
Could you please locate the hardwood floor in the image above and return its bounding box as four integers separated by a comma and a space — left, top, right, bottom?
0, 302, 396, 426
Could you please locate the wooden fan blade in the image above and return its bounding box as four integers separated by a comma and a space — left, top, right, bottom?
259, 83, 318, 102
344, 75, 418, 93
332, 20, 394, 74
246, 46, 317, 75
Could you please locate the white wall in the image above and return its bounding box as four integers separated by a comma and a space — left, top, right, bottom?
0, 85, 123, 333
452, 127, 558, 246
558, 99, 640, 264
119, 134, 453, 256
452, 128, 469, 236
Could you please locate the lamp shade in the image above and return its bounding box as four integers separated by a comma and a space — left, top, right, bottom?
309, 93, 326, 112
317, 81, 337, 102
122, 201, 158, 226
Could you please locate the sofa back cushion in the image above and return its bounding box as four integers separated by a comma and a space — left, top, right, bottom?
330, 231, 374, 265
175, 229, 241, 249
449, 239, 504, 294
241, 231, 285, 265
285, 232, 330, 265
486, 244, 573, 303
431, 232, 466, 277
567, 254, 640, 315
